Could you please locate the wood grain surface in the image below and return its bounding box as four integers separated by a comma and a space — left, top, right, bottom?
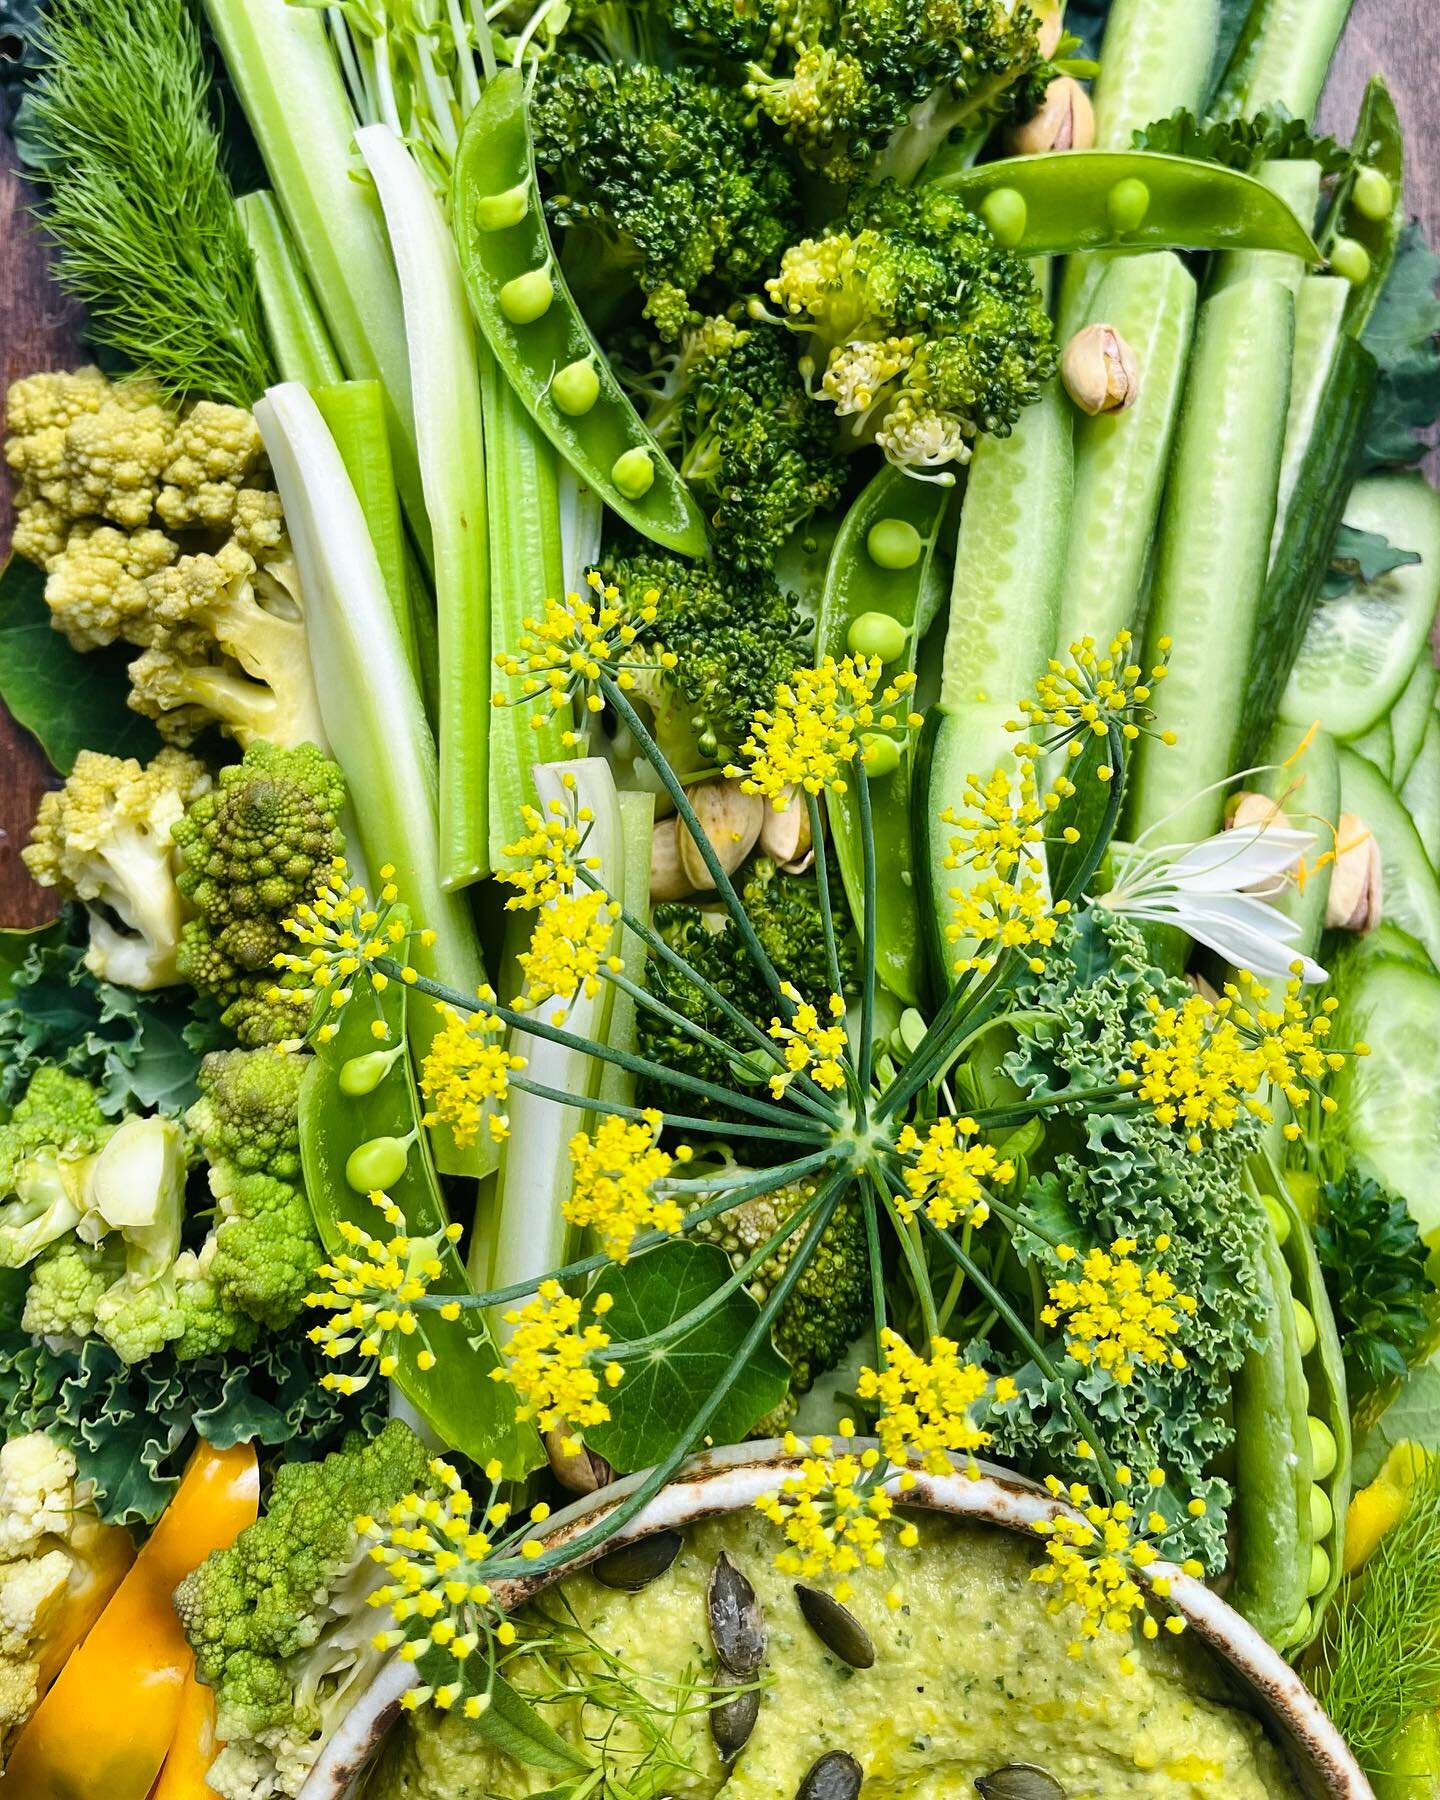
1, 0, 1437, 928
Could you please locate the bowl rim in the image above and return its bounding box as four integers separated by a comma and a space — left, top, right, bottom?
300, 1438, 1375, 1800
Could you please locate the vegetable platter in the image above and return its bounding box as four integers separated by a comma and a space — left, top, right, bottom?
0, 0, 1437, 1794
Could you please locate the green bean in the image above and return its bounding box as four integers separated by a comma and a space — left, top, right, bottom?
1229, 1212, 1314, 1647
932, 152, 1322, 262
452, 67, 707, 558
816, 467, 951, 1010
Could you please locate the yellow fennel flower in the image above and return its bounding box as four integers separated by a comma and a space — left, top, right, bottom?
941, 760, 1076, 881
946, 870, 1069, 977
755, 1427, 904, 1602
766, 984, 849, 1097
1225, 967, 1370, 1138
492, 1280, 622, 1452
498, 789, 603, 910
730, 655, 922, 806
419, 1000, 524, 1148
1041, 1237, 1197, 1385
514, 887, 620, 1017
274, 859, 432, 1047
1124, 991, 1268, 1149
563, 1110, 680, 1262
1011, 631, 1174, 765
856, 1328, 1014, 1477
894, 1117, 1013, 1231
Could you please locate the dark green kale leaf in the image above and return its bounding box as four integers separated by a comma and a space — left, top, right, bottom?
1361, 223, 1440, 468
1316, 1168, 1436, 1389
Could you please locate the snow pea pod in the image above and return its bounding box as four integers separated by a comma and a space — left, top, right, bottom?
452, 67, 708, 559
298, 978, 544, 1480
1229, 1210, 1314, 1647
816, 467, 950, 1009
1325, 76, 1405, 337
932, 152, 1322, 263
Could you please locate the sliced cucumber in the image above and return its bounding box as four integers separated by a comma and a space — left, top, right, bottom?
1270, 276, 1349, 564
1056, 253, 1197, 654
1212, 160, 1321, 295
1402, 715, 1440, 874
1390, 658, 1439, 788
1333, 950, 1440, 1244
1337, 746, 1440, 964
1281, 474, 1440, 741
1127, 278, 1294, 846
1214, 0, 1354, 122
1350, 716, 1394, 784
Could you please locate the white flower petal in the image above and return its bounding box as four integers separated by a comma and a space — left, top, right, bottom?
1164, 825, 1317, 896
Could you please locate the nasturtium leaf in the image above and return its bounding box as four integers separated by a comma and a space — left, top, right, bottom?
0, 554, 160, 773
1323, 524, 1424, 599
1353, 1358, 1440, 1488
583, 1239, 791, 1472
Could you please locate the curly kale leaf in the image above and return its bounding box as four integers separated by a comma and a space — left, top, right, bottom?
991, 911, 1266, 1568
1134, 107, 1353, 176
1316, 1168, 1436, 1389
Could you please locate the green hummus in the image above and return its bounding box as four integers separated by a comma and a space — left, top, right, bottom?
365, 1512, 1303, 1800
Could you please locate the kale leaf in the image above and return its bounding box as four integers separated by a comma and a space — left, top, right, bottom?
1316, 1167, 1436, 1389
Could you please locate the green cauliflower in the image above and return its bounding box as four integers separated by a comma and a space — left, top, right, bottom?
186, 1048, 306, 1182
173, 741, 346, 1047
174, 1422, 433, 1800
21, 1241, 122, 1344
207, 1172, 319, 1332
172, 1238, 260, 1362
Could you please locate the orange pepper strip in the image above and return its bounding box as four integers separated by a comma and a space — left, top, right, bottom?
3, 1442, 259, 1800
150, 1669, 221, 1800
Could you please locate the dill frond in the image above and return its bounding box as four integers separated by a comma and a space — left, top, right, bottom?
18, 0, 275, 405
1311, 1454, 1440, 1768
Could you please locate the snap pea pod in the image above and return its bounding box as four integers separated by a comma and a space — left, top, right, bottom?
1324, 77, 1406, 338
1211, 161, 1322, 295
298, 979, 543, 1480
816, 467, 951, 1009
452, 67, 707, 559
1267, 1168, 1352, 1653
932, 152, 1321, 262
1228, 1209, 1314, 1648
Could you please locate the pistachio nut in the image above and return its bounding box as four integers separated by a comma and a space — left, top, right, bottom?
544, 1429, 614, 1495
1010, 76, 1095, 155
1325, 813, 1383, 932
1060, 322, 1140, 417
678, 779, 764, 893
759, 785, 815, 868
650, 816, 691, 902
1033, 0, 1064, 59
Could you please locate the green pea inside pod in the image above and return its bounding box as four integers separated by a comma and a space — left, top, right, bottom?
1308, 1415, 1339, 1482
1330, 236, 1372, 287
1262, 1191, 1291, 1245
1307, 1542, 1332, 1597
1106, 176, 1151, 235
500, 265, 555, 324
338, 1045, 407, 1098
861, 732, 902, 777
346, 1130, 417, 1194
1292, 1298, 1317, 1357
978, 186, 1027, 249
1309, 1482, 1334, 1540
613, 446, 656, 499
552, 357, 601, 417
475, 181, 530, 231
866, 517, 922, 571
1351, 165, 1394, 223
847, 610, 909, 664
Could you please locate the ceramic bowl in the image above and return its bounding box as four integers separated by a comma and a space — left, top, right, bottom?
299, 1440, 1374, 1800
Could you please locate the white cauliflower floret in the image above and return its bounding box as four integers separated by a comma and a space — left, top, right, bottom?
0, 1553, 71, 1659
0, 1436, 77, 1561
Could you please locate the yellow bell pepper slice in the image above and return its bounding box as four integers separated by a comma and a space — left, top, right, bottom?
1344, 1439, 1429, 1574
151, 1669, 221, 1800
3, 1441, 259, 1800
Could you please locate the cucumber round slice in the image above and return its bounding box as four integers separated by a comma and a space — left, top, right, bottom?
1282, 474, 1440, 741
1337, 746, 1440, 965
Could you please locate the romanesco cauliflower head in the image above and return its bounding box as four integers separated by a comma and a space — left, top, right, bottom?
0, 1070, 110, 1191
210, 1171, 320, 1332
21, 1241, 122, 1345
187, 1048, 306, 1181
172, 1238, 260, 1362
22, 747, 211, 990
156, 402, 269, 533
5, 370, 173, 530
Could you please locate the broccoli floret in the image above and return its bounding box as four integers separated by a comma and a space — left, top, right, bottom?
186, 1049, 306, 1183
531, 54, 799, 337
172, 742, 346, 1048
611, 547, 811, 767
762, 180, 1055, 474
692, 1174, 869, 1395
22, 749, 212, 990
638, 860, 857, 1120
175, 1421, 432, 1799
631, 315, 847, 570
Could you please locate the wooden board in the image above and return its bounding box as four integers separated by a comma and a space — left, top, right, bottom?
1, 0, 1438, 927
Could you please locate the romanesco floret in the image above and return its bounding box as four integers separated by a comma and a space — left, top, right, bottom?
172, 1238, 260, 1362
21, 1241, 122, 1345
5, 369, 173, 530
22, 748, 212, 990
612, 547, 812, 767
175, 1421, 433, 1800
692, 1175, 869, 1397
186, 1048, 306, 1182
763, 179, 1056, 473
173, 741, 347, 1047
531, 54, 799, 337
155, 402, 269, 533
32, 523, 178, 647
0, 1070, 110, 1191
208, 1171, 320, 1332
632, 315, 847, 570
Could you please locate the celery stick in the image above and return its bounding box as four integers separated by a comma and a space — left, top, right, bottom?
483, 361, 571, 867
314, 381, 419, 691
236, 191, 343, 390
357, 124, 491, 891
203, 0, 427, 553
254, 383, 491, 1175
483, 760, 624, 1319
597, 791, 657, 1112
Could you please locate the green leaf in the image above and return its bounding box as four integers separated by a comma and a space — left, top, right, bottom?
0, 555, 160, 773
1133, 108, 1353, 177
583, 1240, 790, 1473
1322, 524, 1424, 600
468, 1671, 592, 1775
299, 980, 544, 1480
1353, 1359, 1440, 1487
1361, 224, 1440, 469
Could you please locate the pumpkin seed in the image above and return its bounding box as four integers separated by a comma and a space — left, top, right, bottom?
708, 1551, 766, 1674
593, 1529, 683, 1592
794, 1585, 875, 1669
710, 1669, 760, 1761
797, 1749, 863, 1800
975, 1766, 1066, 1800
